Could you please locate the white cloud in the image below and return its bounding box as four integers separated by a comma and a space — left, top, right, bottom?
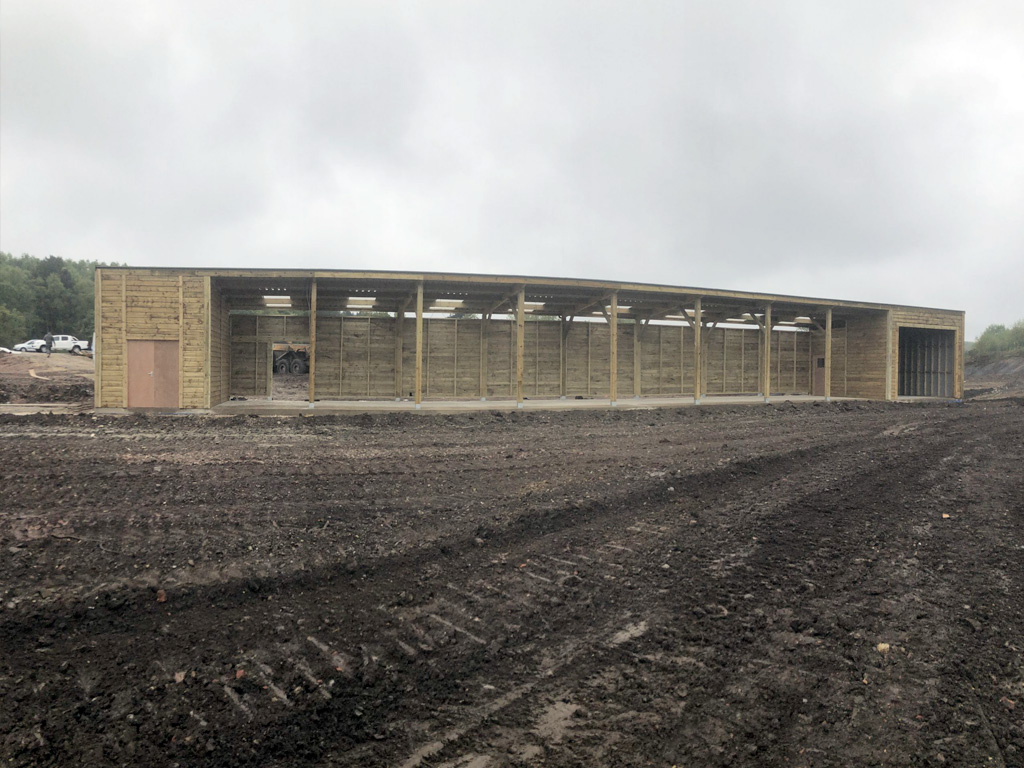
2, 0, 1022, 337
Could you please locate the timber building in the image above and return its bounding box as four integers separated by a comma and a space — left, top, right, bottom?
93, 268, 964, 410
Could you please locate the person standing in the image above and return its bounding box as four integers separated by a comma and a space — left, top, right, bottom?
44, 331, 54, 357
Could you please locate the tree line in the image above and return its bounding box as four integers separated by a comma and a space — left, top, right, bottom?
0, 253, 121, 348
967, 320, 1024, 362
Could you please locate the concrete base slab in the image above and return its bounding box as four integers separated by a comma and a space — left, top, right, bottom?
209, 394, 860, 416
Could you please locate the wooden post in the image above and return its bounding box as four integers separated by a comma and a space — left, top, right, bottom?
722, 328, 728, 394
308, 279, 317, 404
559, 318, 568, 398
94, 269, 102, 408
394, 310, 404, 399
762, 303, 772, 402
479, 314, 488, 400
515, 288, 525, 407
633, 317, 641, 398
680, 324, 685, 395
254, 316, 259, 395
609, 293, 618, 404
121, 273, 127, 408
267, 343, 273, 398
414, 282, 423, 406
693, 298, 702, 403
204, 276, 212, 408
453, 318, 459, 397
824, 308, 833, 401
178, 275, 184, 408
885, 310, 894, 400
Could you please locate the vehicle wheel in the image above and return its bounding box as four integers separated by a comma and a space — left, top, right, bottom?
72, 345, 81, 354
290, 359, 305, 375
276, 360, 289, 374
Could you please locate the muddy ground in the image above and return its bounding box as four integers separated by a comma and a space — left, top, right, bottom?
1, 396, 1022, 767
0, 353, 94, 405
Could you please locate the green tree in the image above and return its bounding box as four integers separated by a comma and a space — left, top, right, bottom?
0, 306, 28, 347
0, 252, 120, 346
969, 321, 1024, 361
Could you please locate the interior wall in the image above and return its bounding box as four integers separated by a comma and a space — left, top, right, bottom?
705, 328, 760, 394
229, 314, 310, 397
809, 325, 849, 397
637, 324, 694, 395
315, 316, 398, 399
898, 328, 956, 397
767, 329, 812, 395
302, 318, 829, 400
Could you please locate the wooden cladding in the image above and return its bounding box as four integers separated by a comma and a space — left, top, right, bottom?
96, 269, 208, 408
890, 309, 964, 399
96, 268, 965, 408
209, 285, 231, 407
258, 317, 837, 401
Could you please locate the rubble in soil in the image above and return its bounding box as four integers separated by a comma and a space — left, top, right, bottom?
0, 353, 94, 404
0, 400, 1022, 767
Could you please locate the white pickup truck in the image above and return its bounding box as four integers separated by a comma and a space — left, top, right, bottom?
50, 334, 91, 353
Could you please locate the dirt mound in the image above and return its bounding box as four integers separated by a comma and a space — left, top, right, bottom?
965, 355, 1024, 399
0, 378, 93, 403
0, 353, 94, 404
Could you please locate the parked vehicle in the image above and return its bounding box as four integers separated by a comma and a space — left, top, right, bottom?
13, 339, 46, 352
50, 335, 91, 353
273, 345, 310, 374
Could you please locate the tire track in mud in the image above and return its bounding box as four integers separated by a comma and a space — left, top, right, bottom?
365, 412, 1022, 767
2, 440, 869, 767
3, 404, 1021, 767
374, 431, 954, 767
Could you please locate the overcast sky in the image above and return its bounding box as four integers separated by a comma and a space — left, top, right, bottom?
2, 1, 1021, 337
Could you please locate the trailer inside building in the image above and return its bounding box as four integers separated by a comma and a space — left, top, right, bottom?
93, 268, 964, 410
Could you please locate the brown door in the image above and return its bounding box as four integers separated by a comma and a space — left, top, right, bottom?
128, 340, 179, 408
812, 356, 826, 396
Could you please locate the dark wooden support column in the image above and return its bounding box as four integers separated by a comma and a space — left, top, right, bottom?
762, 302, 772, 402
559, 316, 572, 398
885, 310, 894, 400
479, 313, 489, 400
414, 282, 423, 407
515, 288, 525, 407
633, 317, 642, 398
693, 298, 702, 403
609, 292, 618, 404
308, 279, 317, 404
394, 307, 404, 400
824, 307, 833, 402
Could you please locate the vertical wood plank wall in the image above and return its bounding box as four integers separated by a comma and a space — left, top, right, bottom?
810, 326, 849, 396
229, 315, 310, 397
285, 320, 829, 400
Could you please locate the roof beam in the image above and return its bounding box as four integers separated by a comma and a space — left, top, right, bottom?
483, 285, 525, 316
568, 291, 615, 317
